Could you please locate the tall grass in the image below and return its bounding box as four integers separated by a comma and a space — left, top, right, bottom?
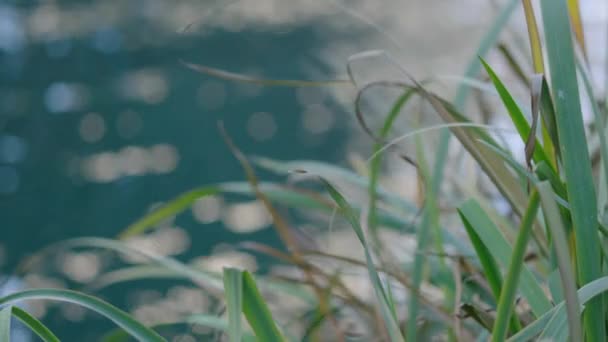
2, 0, 608, 341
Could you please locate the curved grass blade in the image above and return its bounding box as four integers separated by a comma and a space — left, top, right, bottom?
182, 61, 350, 88
101, 318, 258, 342
509, 276, 608, 341
119, 187, 220, 239
0, 306, 11, 342
11, 306, 60, 342
64, 237, 223, 290
323, 179, 404, 341
241, 271, 286, 342
90, 265, 187, 291
537, 181, 582, 342
540, 1, 604, 340
491, 191, 540, 342
251, 157, 418, 214
367, 89, 418, 249
0, 289, 166, 342
223, 268, 243, 342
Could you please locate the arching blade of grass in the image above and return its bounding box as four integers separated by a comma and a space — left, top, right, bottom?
0, 306, 11, 342
101, 317, 258, 342
0, 289, 166, 342
182, 61, 350, 87
458, 200, 552, 317
540, 1, 604, 340
223, 268, 243, 342
251, 157, 418, 214
241, 271, 287, 342
11, 306, 60, 342
64, 237, 223, 290
323, 179, 404, 342
119, 187, 220, 239
90, 265, 190, 291
510, 276, 608, 341
366, 88, 418, 252
537, 181, 582, 342
491, 191, 540, 342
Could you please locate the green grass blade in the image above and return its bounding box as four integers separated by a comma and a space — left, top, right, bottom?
540, 1, 604, 340
64, 237, 223, 290
252, 157, 417, 214
511, 276, 608, 341
223, 268, 243, 342
537, 181, 582, 342
460, 212, 522, 333
119, 187, 220, 238
0, 306, 11, 342
11, 306, 60, 342
460, 214, 503, 300
323, 179, 404, 341
491, 191, 540, 342
241, 271, 286, 342
480, 58, 551, 167
577, 58, 608, 197
367, 89, 417, 246
0, 289, 166, 342
458, 200, 552, 317
407, 135, 449, 342
188, 315, 257, 342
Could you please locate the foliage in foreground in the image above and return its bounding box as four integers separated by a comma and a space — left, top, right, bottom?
3, 0, 608, 341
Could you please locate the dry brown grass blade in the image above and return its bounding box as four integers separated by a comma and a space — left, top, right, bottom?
239, 242, 376, 319
182, 61, 351, 87
566, 0, 588, 62
497, 42, 530, 88
218, 122, 345, 342
522, 0, 545, 73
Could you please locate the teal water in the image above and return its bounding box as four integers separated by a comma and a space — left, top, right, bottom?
0, 2, 349, 339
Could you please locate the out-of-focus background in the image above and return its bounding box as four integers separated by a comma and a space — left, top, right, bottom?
0, 0, 606, 340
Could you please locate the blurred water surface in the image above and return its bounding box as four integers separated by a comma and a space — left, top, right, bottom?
1, 0, 607, 340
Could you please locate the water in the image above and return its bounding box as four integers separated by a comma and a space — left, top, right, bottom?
0, 2, 349, 339
4, 0, 606, 340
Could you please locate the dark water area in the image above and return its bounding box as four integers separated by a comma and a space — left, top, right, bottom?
0, 2, 350, 339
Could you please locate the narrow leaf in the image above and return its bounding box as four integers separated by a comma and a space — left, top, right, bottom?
492, 191, 540, 342
223, 268, 243, 342
0, 306, 11, 342
540, 1, 604, 340
241, 271, 286, 342
12, 306, 60, 342
537, 181, 582, 342
0, 289, 166, 342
